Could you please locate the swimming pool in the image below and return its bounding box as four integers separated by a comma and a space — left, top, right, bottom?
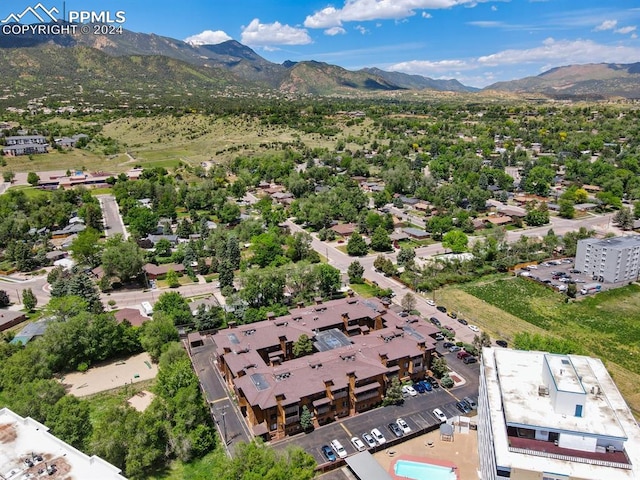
394, 459, 457, 480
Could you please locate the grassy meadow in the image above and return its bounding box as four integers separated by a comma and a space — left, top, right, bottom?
436, 276, 640, 415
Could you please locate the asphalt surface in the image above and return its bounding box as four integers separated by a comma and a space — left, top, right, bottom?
97, 193, 127, 238
271, 348, 481, 467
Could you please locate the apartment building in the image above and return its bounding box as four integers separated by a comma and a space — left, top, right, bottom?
575, 236, 640, 283
478, 348, 640, 480
212, 295, 438, 440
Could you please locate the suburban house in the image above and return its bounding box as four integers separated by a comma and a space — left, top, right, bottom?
211, 296, 438, 440
330, 223, 358, 237
143, 262, 185, 280
3, 135, 48, 156
114, 308, 149, 327
54, 133, 89, 148
0, 310, 26, 332
402, 227, 430, 239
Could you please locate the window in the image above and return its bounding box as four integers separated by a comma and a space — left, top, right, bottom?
543, 475, 568, 480
575, 404, 583, 417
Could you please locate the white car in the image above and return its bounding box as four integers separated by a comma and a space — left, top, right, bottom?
426, 299, 435, 306
371, 428, 387, 445
362, 432, 377, 448
396, 418, 411, 434
468, 325, 480, 332
351, 436, 366, 452
331, 439, 348, 458
402, 385, 418, 397
528, 264, 538, 269
433, 408, 447, 423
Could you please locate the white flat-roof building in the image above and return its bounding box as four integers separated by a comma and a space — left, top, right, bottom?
478, 348, 640, 480
575, 236, 640, 283
0, 408, 127, 479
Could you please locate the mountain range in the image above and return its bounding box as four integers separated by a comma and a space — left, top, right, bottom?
1, 24, 640, 102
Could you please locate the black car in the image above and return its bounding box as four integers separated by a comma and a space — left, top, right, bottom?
443, 341, 454, 349
427, 376, 440, 388
387, 422, 403, 438
457, 318, 468, 325
430, 317, 441, 327
436, 306, 447, 313
463, 356, 478, 364
496, 340, 508, 348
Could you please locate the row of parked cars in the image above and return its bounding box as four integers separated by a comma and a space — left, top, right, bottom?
402, 377, 441, 396
321, 419, 413, 462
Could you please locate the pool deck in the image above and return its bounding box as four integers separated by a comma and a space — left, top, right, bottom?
373, 427, 479, 480
390, 454, 460, 480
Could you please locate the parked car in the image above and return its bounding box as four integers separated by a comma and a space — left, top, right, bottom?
419, 380, 433, 392
447, 311, 457, 319
414, 381, 426, 394
449, 345, 461, 353
321, 445, 337, 462
432, 408, 447, 423
443, 325, 455, 334
399, 311, 409, 317
463, 356, 478, 364
396, 418, 411, 434
426, 299, 435, 306
434, 333, 445, 341
331, 439, 348, 459
371, 428, 387, 445
468, 325, 480, 332
496, 340, 508, 348
351, 436, 366, 452
443, 341, 455, 349
430, 317, 441, 327
362, 432, 377, 448
427, 376, 440, 388
388, 422, 404, 438
457, 318, 468, 325
402, 385, 417, 397
457, 351, 471, 359
456, 401, 471, 414
570, 269, 581, 274
463, 396, 477, 409
436, 306, 447, 313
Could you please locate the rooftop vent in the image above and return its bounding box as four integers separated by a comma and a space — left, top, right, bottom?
538, 385, 549, 396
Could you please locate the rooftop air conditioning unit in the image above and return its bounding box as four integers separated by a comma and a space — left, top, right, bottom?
538, 385, 549, 396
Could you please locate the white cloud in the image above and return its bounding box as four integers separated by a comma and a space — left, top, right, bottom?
468, 21, 504, 28
304, 0, 485, 29
615, 26, 637, 35
632, 33, 639, 39
422, 12, 432, 19
324, 26, 346, 36
241, 18, 312, 46
355, 25, 368, 34
477, 37, 640, 66
491, 5, 497, 11
388, 59, 472, 74
184, 30, 232, 46
593, 19, 617, 31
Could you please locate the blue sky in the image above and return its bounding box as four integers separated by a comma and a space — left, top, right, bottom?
2, 1, 640, 87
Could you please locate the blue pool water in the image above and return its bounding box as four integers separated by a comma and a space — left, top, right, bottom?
394, 459, 457, 480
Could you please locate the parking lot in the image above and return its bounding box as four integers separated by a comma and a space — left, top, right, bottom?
516, 257, 615, 295
272, 353, 480, 467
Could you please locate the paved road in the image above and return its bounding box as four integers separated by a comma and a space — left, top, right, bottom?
97, 194, 127, 239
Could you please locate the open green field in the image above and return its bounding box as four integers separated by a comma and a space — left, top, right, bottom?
437, 276, 640, 415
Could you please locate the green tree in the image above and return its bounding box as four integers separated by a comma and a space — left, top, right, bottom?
300, 405, 313, 432
218, 259, 235, 290
165, 269, 180, 288
286, 231, 314, 262
523, 165, 554, 196
315, 263, 341, 297
401, 292, 416, 312
383, 377, 403, 406
524, 202, 550, 227
21, 288, 37, 312
154, 238, 172, 257
125, 207, 158, 238
46, 395, 92, 450
78, 201, 104, 231
370, 226, 392, 252
442, 229, 468, 253
70, 227, 103, 267
102, 235, 145, 283
27, 171, 40, 186
250, 232, 284, 267
431, 356, 449, 378
0, 290, 9, 307
613, 207, 634, 230
347, 260, 364, 283
153, 291, 192, 325
558, 199, 575, 219
397, 246, 416, 267
218, 201, 241, 224
346, 232, 368, 256
567, 282, 577, 298
2, 171, 15, 183
293, 334, 314, 357
139, 312, 180, 362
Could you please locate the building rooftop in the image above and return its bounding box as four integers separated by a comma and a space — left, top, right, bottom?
580, 236, 640, 249
483, 348, 640, 479
0, 408, 126, 479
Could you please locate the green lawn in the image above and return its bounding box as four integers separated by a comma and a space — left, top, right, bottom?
349, 282, 378, 297
6, 185, 53, 200
463, 278, 640, 377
